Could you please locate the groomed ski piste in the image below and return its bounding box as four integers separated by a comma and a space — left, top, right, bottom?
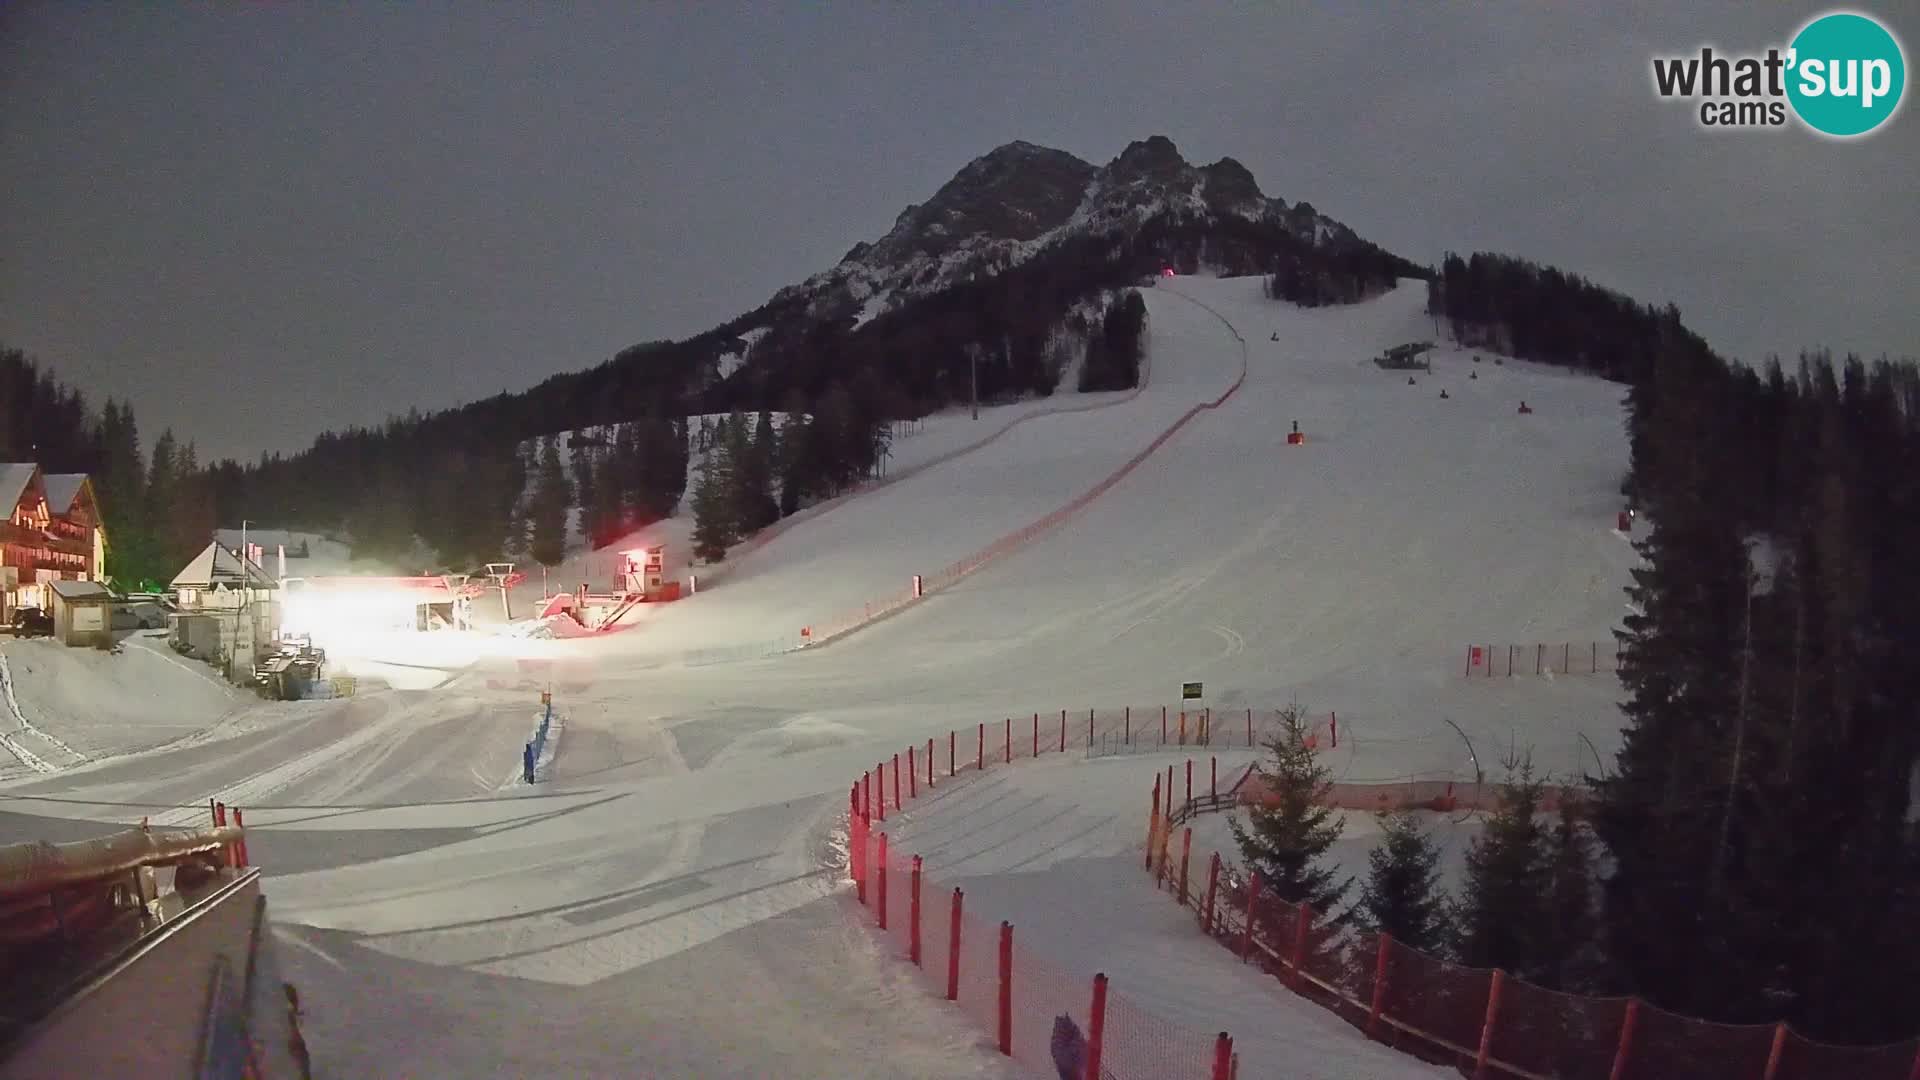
0, 274, 1635, 1078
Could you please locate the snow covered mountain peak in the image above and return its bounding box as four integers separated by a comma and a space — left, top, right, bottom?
772, 135, 1365, 322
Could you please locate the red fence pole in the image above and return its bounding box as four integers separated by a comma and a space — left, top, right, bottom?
1473, 969, 1505, 1080
1290, 903, 1313, 987
1203, 852, 1221, 934
928, 737, 935, 787
1085, 973, 1109, 1080
1762, 1022, 1789, 1080
950, 730, 957, 777
978, 723, 984, 770
1147, 776, 1162, 870
1247, 708, 1253, 745
877, 833, 890, 930
909, 855, 923, 966
907, 746, 917, 799
232, 808, 248, 868
1240, 875, 1263, 959
1060, 708, 1066, 753
1179, 827, 1193, 905
1087, 707, 1094, 749
947, 888, 963, 1000
893, 753, 902, 810
1162, 705, 1167, 745
1211, 756, 1218, 798
1212, 1032, 1234, 1080
1564, 642, 1570, 673
997, 922, 1014, 1056
1005, 717, 1011, 763
1608, 998, 1640, 1080
875, 765, 885, 821
1368, 932, 1392, 1039
209, 798, 217, 828
1330, 711, 1338, 748
1186, 758, 1193, 806
1032, 712, 1039, 758
1507, 644, 1515, 678
1466, 645, 1473, 677
1124, 705, 1130, 744
215, 801, 227, 827
853, 811, 868, 905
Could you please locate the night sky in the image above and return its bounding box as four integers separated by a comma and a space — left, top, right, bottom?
3, 2, 1915, 462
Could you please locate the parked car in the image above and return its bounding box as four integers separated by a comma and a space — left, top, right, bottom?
9, 608, 53, 638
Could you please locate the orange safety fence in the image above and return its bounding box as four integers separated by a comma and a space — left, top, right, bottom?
844, 708, 1244, 1079
1149, 780, 1920, 1080
1464, 641, 1621, 678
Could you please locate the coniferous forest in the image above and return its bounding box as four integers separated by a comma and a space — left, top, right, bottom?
1423, 253, 1920, 1043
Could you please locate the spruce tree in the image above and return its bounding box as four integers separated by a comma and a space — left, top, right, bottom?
730, 411, 778, 534
1358, 809, 1450, 953
1539, 797, 1600, 991
1227, 705, 1351, 914
528, 436, 570, 567
1455, 754, 1551, 975
689, 434, 736, 563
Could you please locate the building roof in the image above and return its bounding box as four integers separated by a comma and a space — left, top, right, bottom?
170, 541, 277, 590
42, 474, 89, 513
48, 579, 112, 601
1, 464, 40, 511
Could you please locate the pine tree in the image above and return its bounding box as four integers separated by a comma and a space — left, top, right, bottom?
1455, 754, 1552, 975
729, 411, 778, 534
1539, 797, 1600, 991
1227, 705, 1351, 914
1358, 809, 1451, 953
569, 432, 599, 545
528, 436, 570, 567
689, 442, 735, 563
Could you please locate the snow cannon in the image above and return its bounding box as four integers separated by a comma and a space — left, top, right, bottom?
1439, 389, 1450, 399
1470, 370, 1478, 380
1518, 400, 1533, 414
1286, 420, 1305, 446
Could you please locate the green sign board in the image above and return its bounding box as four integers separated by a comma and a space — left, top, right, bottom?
1181, 681, 1203, 700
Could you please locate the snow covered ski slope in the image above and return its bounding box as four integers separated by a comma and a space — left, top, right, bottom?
0, 275, 1638, 1078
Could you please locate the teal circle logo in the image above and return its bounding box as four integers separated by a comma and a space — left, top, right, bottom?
1787, 12, 1906, 137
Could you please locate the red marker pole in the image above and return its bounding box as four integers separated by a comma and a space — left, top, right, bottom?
950, 730, 957, 777
893, 753, 902, 810
1211, 756, 1218, 799
909, 856, 923, 966
1124, 705, 1131, 744
877, 833, 890, 930
977, 723, 984, 770
1032, 712, 1039, 758
1004, 718, 1011, 763
1085, 974, 1110, 1080
928, 738, 935, 787
947, 888, 964, 1001
1059, 708, 1066, 753
997, 923, 1014, 1056
907, 746, 917, 799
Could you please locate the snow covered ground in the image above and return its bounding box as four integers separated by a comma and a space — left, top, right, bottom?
0, 275, 1636, 1078
869, 751, 1458, 1079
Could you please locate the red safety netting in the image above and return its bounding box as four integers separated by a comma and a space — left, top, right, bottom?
1625, 1000, 1775, 1080
1489, 977, 1631, 1080
1100, 979, 1226, 1080
844, 729, 1240, 1078
1376, 937, 1494, 1061
1774, 1028, 1920, 1080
